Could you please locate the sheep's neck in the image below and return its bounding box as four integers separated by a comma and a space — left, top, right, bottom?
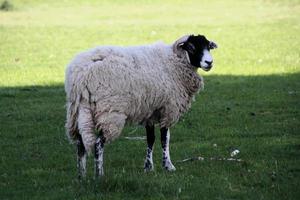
173, 62, 203, 97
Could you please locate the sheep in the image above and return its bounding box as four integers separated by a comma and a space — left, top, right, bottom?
65, 34, 218, 178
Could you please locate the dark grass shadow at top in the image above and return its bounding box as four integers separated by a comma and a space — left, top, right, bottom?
0, 73, 299, 200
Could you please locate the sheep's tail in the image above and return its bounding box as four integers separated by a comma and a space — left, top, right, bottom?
65, 94, 81, 142
66, 85, 96, 153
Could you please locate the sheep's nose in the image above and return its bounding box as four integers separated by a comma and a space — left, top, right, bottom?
205, 60, 213, 66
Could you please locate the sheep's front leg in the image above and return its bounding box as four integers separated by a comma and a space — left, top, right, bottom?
144, 125, 155, 172
77, 135, 87, 179
160, 127, 176, 171
95, 134, 105, 178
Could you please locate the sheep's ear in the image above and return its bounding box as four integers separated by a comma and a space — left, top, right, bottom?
209, 41, 218, 49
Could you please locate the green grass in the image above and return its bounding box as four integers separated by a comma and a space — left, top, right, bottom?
0, 0, 299, 199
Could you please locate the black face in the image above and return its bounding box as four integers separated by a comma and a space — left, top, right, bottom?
179, 35, 217, 70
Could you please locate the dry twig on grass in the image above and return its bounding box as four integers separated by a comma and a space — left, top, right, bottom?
124, 136, 146, 140
176, 156, 243, 163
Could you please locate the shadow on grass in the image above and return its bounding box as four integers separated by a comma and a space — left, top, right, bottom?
0, 73, 299, 199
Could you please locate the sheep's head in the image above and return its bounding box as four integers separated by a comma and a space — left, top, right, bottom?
176, 34, 218, 71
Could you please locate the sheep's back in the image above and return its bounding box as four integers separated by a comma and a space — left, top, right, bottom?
81, 45, 174, 124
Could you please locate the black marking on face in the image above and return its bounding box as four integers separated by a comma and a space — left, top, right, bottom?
180, 35, 213, 68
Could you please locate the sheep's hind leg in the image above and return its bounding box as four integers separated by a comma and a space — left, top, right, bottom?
144, 124, 155, 172
94, 112, 126, 177
77, 135, 87, 179
94, 133, 105, 178
160, 127, 176, 171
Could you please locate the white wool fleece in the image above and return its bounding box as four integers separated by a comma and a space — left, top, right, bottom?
65, 36, 204, 152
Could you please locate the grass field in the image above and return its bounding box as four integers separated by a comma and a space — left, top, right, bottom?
0, 0, 299, 199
